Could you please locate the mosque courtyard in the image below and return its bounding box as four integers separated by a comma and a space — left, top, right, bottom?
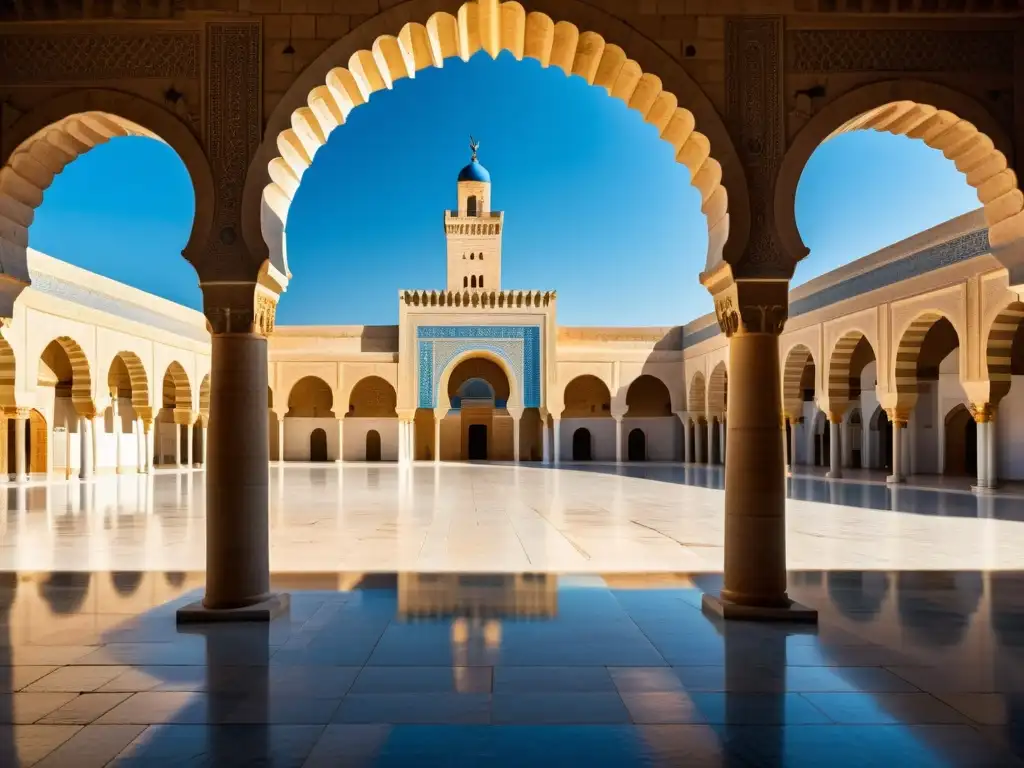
3, 464, 1024, 575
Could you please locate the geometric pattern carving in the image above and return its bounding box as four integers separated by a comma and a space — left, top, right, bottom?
789, 30, 1013, 74
0, 31, 199, 84
684, 228, 991, 350
416, 325, 541, 409
726, 17, 785, 273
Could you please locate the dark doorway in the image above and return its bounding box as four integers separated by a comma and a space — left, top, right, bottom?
628, 428, 646, 461
309, 428, 328, 462
572, 428, 592, 461
467, 424, 488, 460
366, 429, 381, 462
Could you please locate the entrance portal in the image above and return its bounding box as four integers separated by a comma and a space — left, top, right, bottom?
628, 429, 646, 461
309, 428, 328, 462
572, 428, 592, 461
366, 430, 382, 462
467, 424, 488, 460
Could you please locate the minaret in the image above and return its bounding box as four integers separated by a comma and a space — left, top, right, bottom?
444, 137, 503, 292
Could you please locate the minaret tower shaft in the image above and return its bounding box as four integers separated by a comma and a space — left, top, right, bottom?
444, 137, 503, 292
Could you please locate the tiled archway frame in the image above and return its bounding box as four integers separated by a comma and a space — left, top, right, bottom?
244, 0, 750, 278
775, 80, 1019, 267
0, 89, 216, 318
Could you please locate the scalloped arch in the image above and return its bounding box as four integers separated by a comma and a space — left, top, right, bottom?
775, 80, 1019, 265
256, 0, 735, 279
782, 344, 814, 419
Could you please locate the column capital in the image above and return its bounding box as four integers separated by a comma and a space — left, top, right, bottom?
704, 272, 789, 338
886, 408, 908, 427
827, 411, 843, 424
970, 403, 996, 423
13, 407, 30, 420
396, 408, 417, 422
200, 280, 279, 336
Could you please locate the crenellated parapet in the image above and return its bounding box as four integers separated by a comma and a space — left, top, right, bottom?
400, 290, 556, 309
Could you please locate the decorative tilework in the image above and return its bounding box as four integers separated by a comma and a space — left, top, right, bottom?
682, 228, 990, 350
416, 326, 541, 409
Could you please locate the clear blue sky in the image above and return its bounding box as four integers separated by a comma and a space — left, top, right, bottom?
31, 51, 979, 326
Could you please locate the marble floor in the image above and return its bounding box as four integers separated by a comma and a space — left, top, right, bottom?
1, 465, 1024, 765
1, 463, 1023, 574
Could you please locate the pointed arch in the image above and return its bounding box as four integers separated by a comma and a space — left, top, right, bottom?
346, 376, 397, 418
894, 312, 962, 413
688, 371, 706, 418
782, 344, 814, 417
288, 375, 336, 418
46, 337, 94, 416
707, 362, 727, 417
985, 300, 1024, 405
108, 352, 150, 419
562, 374, 611, 418
827, 331, 877, 416
162, 362, 193, 412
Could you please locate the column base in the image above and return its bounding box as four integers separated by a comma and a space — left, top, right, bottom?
971, 484, 998, 494
176, 592, 290, 624
885, 474, 904, 485
701, 593, 818, 623
826, 470, 842, 479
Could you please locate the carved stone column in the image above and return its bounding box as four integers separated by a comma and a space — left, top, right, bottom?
13, 409, 28, 483
700, 277, 815, 622
177, 283, 287, 623
433, 408, 444, 463
552, 417, 561, 465
681, 413, 692, 463
79, 415, 93, 480
886, 411, 907, 485
614, 416, 623, 463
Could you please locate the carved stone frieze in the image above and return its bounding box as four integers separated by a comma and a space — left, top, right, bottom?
712, 277, 789, 338
788, 29, 1014, 74
725, 17, 788, 276
0, 29, 199, 84
204, 21, 261, 278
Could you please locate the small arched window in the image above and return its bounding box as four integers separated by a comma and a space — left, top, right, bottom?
467, 195, 478, 216
471, 275, 477, 288
479, 253, 484, 261
479, 275, 484, 288
470, 253, 475, 260
463, 276, 468, 288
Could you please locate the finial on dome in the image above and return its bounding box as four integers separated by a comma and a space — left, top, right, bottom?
469, 135, 479, 162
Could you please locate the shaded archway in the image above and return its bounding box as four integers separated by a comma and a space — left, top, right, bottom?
162, 362, 193, 413
365, 429, 382, 462
288, 376, 335, 418
894, 313, 962, 415
627, 428, 646, 461
572, 427, 592, 461
443, 358, 512, 461
707, 363, 727, 417
688, 371, 706, 422
624, 375, 671, 417
254, 0, 748, 278
827, 332, 875, 415
985, 300, 1024, 406
42, 337, 94, 416
870, 406, 893, 472
776, 80, 1020, 266
562, 375, 611, 417
347, 376, 397, 462
309, 428, 329, 462
943, 404, 977, 476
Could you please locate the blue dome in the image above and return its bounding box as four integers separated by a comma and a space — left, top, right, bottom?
458, 160, 491, 183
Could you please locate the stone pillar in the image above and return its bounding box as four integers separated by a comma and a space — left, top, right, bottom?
682, 415, 692, 463
173, 419, 182, 468
827, 413, 842, 479
177, 320, 283, 621
79, 415, 93, 480
987, 408, 998, 489
13, 409, 28, 482
136, 418, 145, 473
542, 417, 550, 464
144, 420, 153, 474
201, 425, 209, 467
188, 420, 198, 468
112, 395, 123, 474
974, 408, 989, 489
334, 418, 344, 463
694, 422, 703, 463
719, 419, 726, 463
512, 413, 521, 464
277, 417, 285, 462
552, 417, 561, 465
700, 277, 814, 621
433, 410, 442, 463
614, 416, 622, 463
707, 419, 716, 464
887, 412, 906, 484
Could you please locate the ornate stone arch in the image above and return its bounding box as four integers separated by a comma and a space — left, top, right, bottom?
893, 311, 964, 414
199, 374, 211, 421
162, 362, 193, 413
775, 80, 1017, 267
984, 300, 1024, 406
436, 349, 519, 412
827, 331, 876, 416
0, 89, 215, 316
624, 374, 673, 417
244, 0, 748, 278
47, 336, 94, 416
782, 343, 815, 419
107, 351, 151, 420
707, 362, 728, 417
688, 371, 706, 418
561, 374, 611, 418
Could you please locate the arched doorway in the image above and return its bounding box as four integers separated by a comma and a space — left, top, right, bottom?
309, 428, 328, 462
29, 410, 47, 474
627, 429, 646, 461
848, 409, 863, 469
944, 405, 977, 476
872, 407, 893, 472
365, 430, 382, 462
467, 424, 488, 460
562, 375, 611, 461
573, 428, 592, 461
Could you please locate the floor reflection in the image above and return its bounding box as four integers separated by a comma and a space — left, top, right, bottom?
0, 569, 1020, 764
